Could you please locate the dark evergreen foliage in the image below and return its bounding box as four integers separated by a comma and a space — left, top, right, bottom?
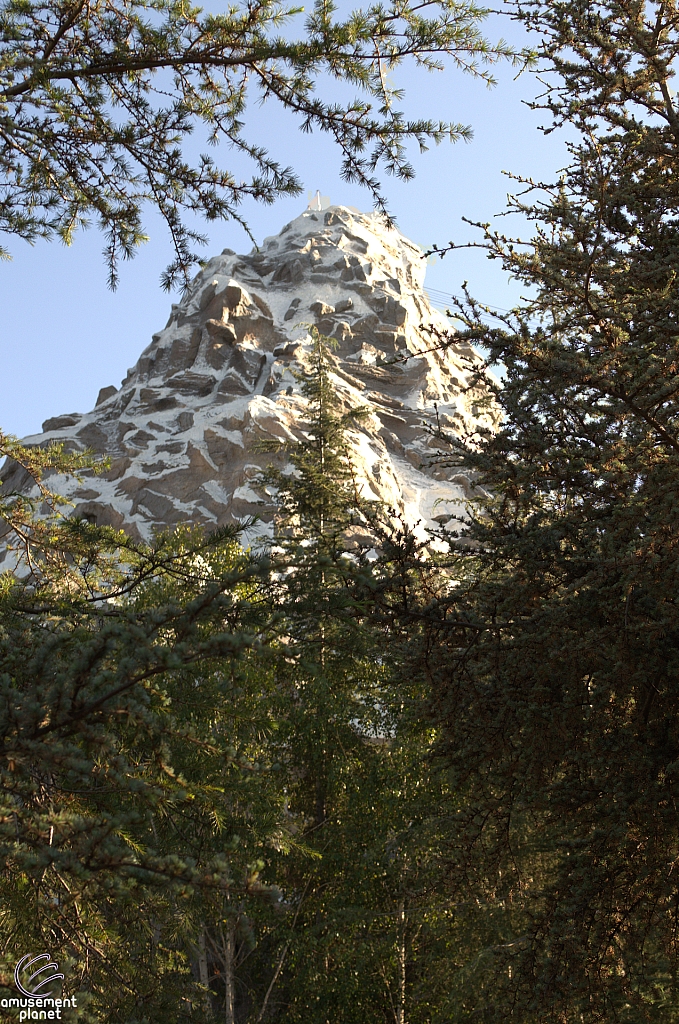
419, 2, 679, 1020
0, 339, 457, 1024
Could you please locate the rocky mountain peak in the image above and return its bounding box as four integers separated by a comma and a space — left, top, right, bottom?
4, 206, 497, 549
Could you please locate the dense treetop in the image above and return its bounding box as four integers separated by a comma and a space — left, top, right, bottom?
420, 2, 679, 1021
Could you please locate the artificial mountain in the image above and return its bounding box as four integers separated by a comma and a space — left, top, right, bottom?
3, 206, 496, 548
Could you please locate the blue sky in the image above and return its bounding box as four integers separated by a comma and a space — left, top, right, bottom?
0, 12, 569, 438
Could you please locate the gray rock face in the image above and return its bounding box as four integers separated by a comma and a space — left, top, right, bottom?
4, 206, 498, 549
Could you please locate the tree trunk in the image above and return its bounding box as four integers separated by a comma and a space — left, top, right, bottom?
223, 920, 235, 1024
198, 927, 211, 1015
396, 900, 406, 1024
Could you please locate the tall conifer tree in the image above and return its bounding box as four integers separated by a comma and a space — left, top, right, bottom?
421, 2, 679, 1020
248, 332, 464, 1024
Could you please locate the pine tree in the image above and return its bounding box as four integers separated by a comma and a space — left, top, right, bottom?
0, 441, 291, 1020
259, 328, 375, 556
420, 2, 679, 1020
244, 331, 464, 1024
0, 0, 521, 286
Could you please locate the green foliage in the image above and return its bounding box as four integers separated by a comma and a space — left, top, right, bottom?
420, 1, 679, 1020
0, 348, 462, 1024
258, 328, 375, 552
0, 0, 523, 287
0, 431, 102, 581
0, 524, 291, 1020
240, 330, 462, 1024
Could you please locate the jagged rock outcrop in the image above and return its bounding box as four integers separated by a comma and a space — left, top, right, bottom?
2, 206, 498, 551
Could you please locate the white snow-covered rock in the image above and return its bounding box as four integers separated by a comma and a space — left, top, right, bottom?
2, 206, 497, 551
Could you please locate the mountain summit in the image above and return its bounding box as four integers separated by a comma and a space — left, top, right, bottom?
7, 206, 496, 544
